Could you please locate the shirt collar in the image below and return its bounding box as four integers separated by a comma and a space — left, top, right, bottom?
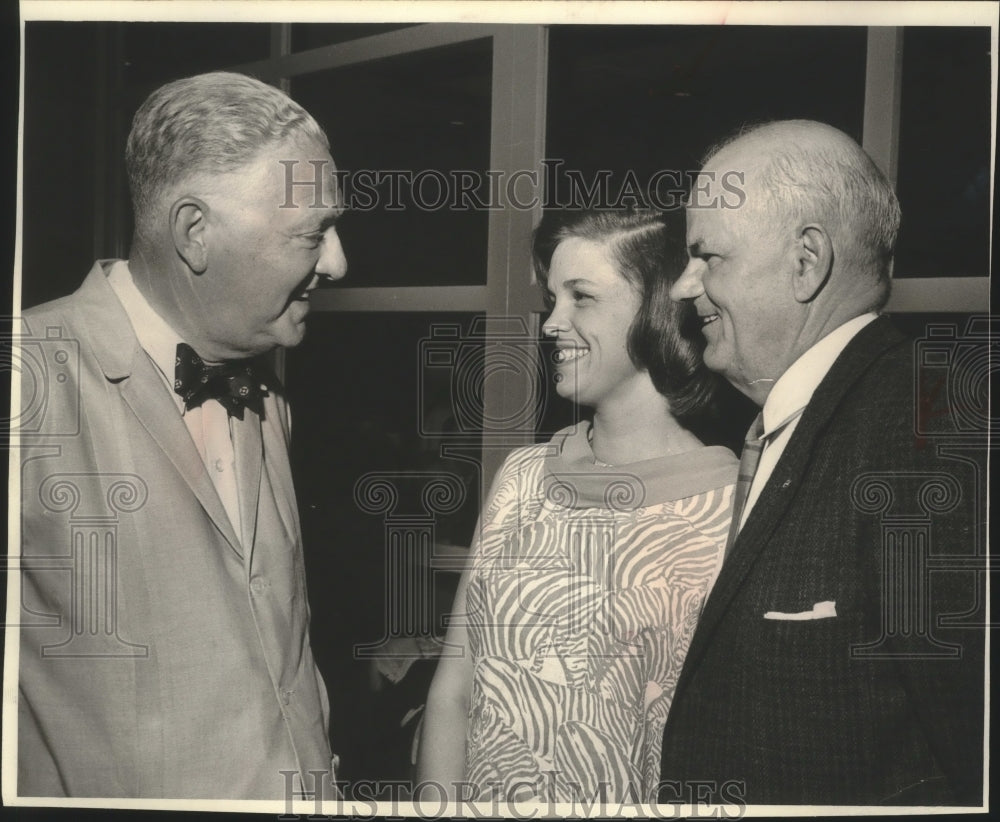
106, 260, 187, 414
762, 313, 878, 438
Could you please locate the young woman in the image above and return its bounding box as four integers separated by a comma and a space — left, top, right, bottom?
418, 209, 737, 803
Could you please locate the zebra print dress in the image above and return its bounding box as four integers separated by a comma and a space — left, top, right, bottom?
463, 423, 737, 803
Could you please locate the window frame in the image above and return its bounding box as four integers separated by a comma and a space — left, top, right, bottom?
231, 22, 991, 490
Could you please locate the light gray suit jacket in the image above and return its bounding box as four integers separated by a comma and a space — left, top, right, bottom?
15, 261, 333, 799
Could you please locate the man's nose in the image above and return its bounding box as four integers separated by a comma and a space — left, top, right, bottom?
316, 228, 348, 281
669, 259, 705, 301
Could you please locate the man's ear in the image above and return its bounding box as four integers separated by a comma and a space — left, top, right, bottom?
792, 223, 834, 303
169, 196, 210, 274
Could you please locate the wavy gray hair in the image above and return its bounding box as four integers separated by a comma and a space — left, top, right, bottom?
126, 71, 329, 236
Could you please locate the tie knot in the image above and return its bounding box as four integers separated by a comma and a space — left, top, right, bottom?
173, 342, 272, 420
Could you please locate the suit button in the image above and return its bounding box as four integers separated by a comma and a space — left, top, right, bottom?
250, 577, 268, 595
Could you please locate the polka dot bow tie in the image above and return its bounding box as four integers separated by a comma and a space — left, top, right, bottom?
173, 342, 272, 420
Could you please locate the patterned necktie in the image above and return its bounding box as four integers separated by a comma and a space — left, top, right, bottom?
724, 412, 766, 558
173, 342, 271, 420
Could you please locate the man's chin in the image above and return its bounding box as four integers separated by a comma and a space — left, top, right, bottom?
280, 324, 308, 350
275, 307, 310, 348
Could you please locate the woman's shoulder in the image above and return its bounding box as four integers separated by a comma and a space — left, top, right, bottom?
495, 424, 581, 474
638, 444, 738, 504
480, 427, 584, 519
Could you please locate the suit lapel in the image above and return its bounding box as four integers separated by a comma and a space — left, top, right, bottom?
676, 318, 907, 695
119, 350, 244, 555
73, 261, 243, 555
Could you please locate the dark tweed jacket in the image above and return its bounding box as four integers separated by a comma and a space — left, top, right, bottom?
659, 317, 985, 806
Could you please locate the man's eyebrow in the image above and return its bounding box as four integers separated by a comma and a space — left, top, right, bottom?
328, 181, 347, 219
319, 210, 342, 228
300, 211, 340, 234
289, 209, 343, 237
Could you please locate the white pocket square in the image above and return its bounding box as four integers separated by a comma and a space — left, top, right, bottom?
763, 600, 837, 621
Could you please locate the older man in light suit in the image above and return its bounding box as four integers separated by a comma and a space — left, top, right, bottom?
13, 72, 346, 799
660, 120, 985, 805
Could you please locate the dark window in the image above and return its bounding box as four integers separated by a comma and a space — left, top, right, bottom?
894, 27, 991, 278
546, 25, 868, 208
287, 310, 483, 781
22, 22, 103, 306
291, 38, 493, 288
290, 23, 421, 52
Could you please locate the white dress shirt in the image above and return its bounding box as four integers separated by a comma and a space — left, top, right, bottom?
107, 261, 242, 542
739, 312, 878, 530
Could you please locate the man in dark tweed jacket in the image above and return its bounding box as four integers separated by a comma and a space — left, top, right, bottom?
661, 120, 985, 806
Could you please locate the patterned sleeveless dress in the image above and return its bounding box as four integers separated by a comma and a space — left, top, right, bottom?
463, 424, 737, 803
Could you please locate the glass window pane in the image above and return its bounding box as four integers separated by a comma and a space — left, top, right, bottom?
546, 25, 867, 208
290, 38, 493, 288
121, 22, 272, 100
23, 22, 104, 307
290, 23, 420, 51
894, 27, 991, 278
287, 310, 483, 780
288, 311, 483, 537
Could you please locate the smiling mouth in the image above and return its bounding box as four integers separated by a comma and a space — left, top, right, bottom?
553, 347, 590, 364
699, 313, 720, 327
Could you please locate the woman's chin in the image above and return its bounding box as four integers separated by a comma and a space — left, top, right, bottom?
553, 376, 577, 402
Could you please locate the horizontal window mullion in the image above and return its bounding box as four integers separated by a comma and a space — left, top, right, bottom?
885, 277, 990, 313
228, 23, 502, 79
309, 285, 487, 312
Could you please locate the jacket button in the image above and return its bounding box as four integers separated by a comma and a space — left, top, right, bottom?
250, 577, 268, 594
